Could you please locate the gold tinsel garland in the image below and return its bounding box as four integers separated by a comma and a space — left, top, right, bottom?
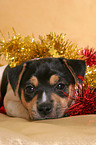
0, 29, 96, 89
85, 65, 96, 89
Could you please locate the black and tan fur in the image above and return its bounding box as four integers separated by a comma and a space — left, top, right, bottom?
0, 58, 86, 120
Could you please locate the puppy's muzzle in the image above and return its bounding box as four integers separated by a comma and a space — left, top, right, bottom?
37, 102, 53, 116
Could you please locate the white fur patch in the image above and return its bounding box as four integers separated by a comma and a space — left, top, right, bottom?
0, 65, 7, 86
42, 91, 47, 103
0, 65, 7, 98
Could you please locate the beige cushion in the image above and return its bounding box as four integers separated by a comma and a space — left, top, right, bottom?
0, 114, 96, 145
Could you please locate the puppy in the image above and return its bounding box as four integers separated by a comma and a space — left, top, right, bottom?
0, 57, 86, 120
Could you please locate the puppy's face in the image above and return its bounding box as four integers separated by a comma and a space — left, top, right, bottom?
8, 58, 86, 120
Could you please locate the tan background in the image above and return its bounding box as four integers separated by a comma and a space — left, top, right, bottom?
0, 0, 96, 49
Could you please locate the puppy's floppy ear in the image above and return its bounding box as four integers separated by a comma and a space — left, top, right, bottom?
66, 59, 86, 77
8, 63, 26, 93
60, 58, 86, 83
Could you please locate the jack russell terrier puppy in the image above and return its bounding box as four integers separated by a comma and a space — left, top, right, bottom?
0, 57, 86, 120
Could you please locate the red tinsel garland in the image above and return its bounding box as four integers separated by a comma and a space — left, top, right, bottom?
0, 106, 5, 114
65, 85, 96, 116
80, 47, 96, 66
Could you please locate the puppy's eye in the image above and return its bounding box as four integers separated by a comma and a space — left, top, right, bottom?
24, 85, 34, 94
56, 83, 65, 90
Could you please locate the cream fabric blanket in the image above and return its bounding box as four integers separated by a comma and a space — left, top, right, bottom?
0, 114, 96, 145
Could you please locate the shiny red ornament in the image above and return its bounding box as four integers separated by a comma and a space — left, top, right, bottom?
79, 47, 96, 66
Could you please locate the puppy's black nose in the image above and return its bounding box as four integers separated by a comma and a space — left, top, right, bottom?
37, 102, 52, 116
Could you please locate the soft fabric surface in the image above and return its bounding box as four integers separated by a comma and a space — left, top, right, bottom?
0, 114, 96, 145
